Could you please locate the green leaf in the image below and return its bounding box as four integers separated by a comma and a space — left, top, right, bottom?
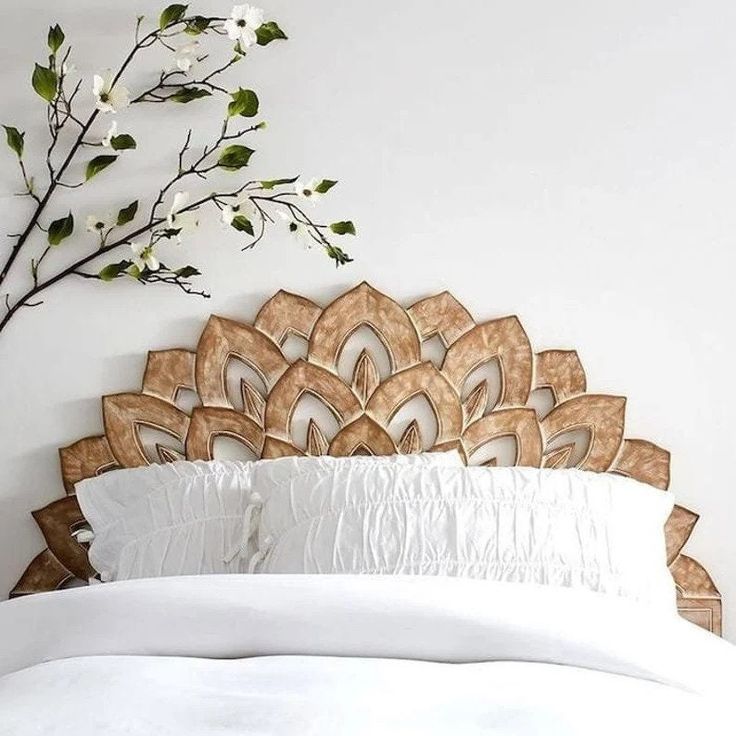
184, 15, 210, 35
116, 200, 139, 226
256, 21, 287, 46
227, 88, 259, 118
260, 176, 299, 190
218, 144, 255, 170
159, 3, 187, 29
110, 134, 137, 151
329, 220, 356, 236
47, 24, 65, 54
98, 260, 132, 281
47, 212, 74, 246
315, 179, 338, 194
32, 63, 58, 103
230, 215, 254, 235
3, 126, 24, 158
176, 265, 201, 278
85, 154, 117, 180
325, 244, 354, 267
169, 86, 212, 103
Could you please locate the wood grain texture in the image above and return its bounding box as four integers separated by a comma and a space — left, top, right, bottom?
11, 283, 722, 635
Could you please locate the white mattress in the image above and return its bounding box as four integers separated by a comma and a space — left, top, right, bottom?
0, 574, 733, 735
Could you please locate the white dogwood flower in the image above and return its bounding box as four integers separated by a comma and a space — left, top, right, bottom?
85, 213, 113, 233
172, 41, 201, 73
62, 61, 76, 76
93, 71, 130, 113
130, 241, 160, 272
167, 191, 199, 243
221, 194, 259, 225
279, 211, 313, 249
101, 120, 117, 147
224, 4, 264, 47
295, 178, 323, 202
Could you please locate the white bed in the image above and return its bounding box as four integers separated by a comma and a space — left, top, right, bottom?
1, 574, 733, 735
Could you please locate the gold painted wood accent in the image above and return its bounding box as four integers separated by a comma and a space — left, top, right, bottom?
10, 282, 722, 635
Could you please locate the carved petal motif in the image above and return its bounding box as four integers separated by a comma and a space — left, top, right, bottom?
462, 381, 489, 426
463, 408, 543, 467
241, 380, 266, 426
613, 439, 670, 490
664, 505, 699, 565
254, 290, 321, 344
534, 350, 586, 404
142, 349, 196, 403
398, 420, 422, 454
59, 436, 117, 494
261, 436, 305, 459
308, 282, 421, 371
265, 360, 361, 441
329, 414, 396, 456
366, 362, 463, 445
670, 554, 720, 598
185, 406, 263, 460
32, 496, 94, 581
540, 394, 626, 472
103, 393, 190, 468
442, 317, 533, 408
195, 315, 288, 407
10, 549, 73, 597
352, 349, 380, 406
407, 291, 475, 346
306, 419, 329, 456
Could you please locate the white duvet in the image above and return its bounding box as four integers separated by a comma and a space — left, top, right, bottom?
0, 575, 734, 735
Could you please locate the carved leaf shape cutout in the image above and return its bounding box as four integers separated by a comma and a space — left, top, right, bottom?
463, 381, 488, 425
352, 348, 380, 405
241, 379, 266, 425
306, 419, 329, 456
542, 445, 574, 469
665, 505, 699, 565
156, 444, 185, 464
398, 419, 422, 454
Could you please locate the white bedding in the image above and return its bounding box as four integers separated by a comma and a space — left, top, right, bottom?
0, 575, 733, 734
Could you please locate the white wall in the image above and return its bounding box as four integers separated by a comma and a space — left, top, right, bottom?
1, 0, 734, 635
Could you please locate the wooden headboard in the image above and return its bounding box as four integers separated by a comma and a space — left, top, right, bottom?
10, 282, 722, 634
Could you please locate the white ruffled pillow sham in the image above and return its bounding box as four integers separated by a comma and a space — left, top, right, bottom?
250, 463, 677, 611
76, 451, 463, 582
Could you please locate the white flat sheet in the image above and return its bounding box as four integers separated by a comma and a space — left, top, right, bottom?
0, 575, 733, 735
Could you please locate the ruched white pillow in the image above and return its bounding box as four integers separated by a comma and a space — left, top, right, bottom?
250, 463, 676, 611
77, 451, 464, 582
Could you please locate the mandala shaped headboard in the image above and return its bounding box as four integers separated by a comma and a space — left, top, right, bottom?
11, 283, 721, 634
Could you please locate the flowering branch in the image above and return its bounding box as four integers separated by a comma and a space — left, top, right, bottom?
0, 4, 356, 337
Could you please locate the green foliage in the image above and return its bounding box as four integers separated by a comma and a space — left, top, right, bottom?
227, 88, 259, 118
218, 144, 255, 170
31, 63, 58, 102
256, 21, 287, 46
47, 24, 65, 54
329, 220, 356, 236
47, 212, 74, 245
85, 154, 117, 180
231, 215, 254, 235
170, 87, 211, 103
3, 125, 24, 158
159, 4, 187, 30
116, 200, 139, 226
184, 16, 210, 35
315, 179, 338, 194
110, 134, 137, 151
176, 265, 201, 278
98, 260, 132, 281
260, 176, 298, 190
325, 244, 353, 266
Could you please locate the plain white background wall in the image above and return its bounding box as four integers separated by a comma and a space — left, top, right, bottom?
0, 0, 734, 635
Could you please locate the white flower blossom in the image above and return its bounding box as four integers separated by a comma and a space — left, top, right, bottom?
295, 178, 323, 202
167, 191, 199, 243
62, 61, 76, 76
279, 211, 313, 249
101, 120, 117, 147
172, 41, 201, 73
224, 4, 264, 48
92, 70, 130, 113
85, 213, 113, 233
221, 194, 259, 225
130, 241, 160, 272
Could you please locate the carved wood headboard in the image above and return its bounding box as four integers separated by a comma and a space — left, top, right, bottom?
10, 282, 722, 634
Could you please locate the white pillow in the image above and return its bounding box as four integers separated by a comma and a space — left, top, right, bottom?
76, 451, 464, 582
250, 464, 676, 611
